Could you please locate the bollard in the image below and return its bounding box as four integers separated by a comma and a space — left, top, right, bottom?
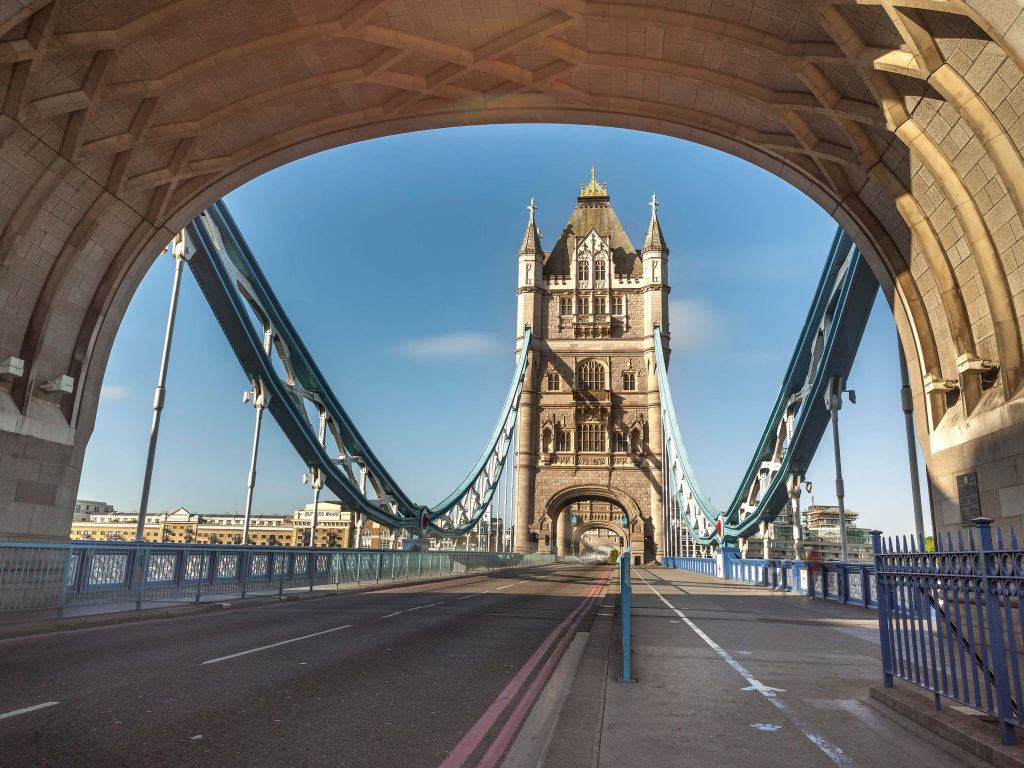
618, 548, 636, 683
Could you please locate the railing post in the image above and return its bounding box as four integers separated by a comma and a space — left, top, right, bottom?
871, 531, 895, 688
975, 517, 1017, 745
136, 546, 151, 611
377, 552, 383, 584
195, 549, 203, 603
240, 550, 250, 599
55, 545, 74, 618
278, 554, 285, 597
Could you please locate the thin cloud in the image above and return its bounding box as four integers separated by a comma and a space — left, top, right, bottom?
669, 299, 726, 351
99, 384, 132, 402
396, 332, 501, 361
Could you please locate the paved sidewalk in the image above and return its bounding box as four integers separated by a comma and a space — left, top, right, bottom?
540, 566, 993, 768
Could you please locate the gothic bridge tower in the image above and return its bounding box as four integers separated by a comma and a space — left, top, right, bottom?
514, 171, 670, 562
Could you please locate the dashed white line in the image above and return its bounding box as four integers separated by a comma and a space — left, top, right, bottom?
202, 625, 352, 665
458, 592, 490, 600
636, 572, 852, 767
0, 702, 59, 721
496, 585, 513, 590
382, 602, 443, 618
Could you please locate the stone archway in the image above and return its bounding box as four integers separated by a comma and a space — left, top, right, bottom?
2, 2, 1024, 540
573, 521, 629, 558
542, 485, 648, 560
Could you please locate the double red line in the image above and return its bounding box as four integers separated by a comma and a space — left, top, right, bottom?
439, 566, 612, 768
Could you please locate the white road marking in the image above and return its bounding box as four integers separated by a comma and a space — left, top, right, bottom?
382, 602, 442, 618
202, 625, 352, 665
496, 584, 513, 590
0, 702, 59, 720
458, 591, 490, 600
751, 723, 783, 732
637, 572, 852, 767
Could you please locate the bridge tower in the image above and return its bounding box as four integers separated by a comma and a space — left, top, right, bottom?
514, 171, 670, 562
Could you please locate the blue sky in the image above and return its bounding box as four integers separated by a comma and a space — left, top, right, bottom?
80, 124, 928, 536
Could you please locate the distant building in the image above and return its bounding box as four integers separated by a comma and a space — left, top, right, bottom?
748, 504, 873, 562
69, 500, 419, 549
73, 499, 114, 521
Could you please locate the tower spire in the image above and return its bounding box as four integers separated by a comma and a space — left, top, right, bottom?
519, 197, 543, 256
642, 193, 668, 253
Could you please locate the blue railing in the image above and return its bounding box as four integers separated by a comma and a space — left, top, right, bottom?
663, 552, 877, 608
874, 519, 1024, 745
0, 541, 560, 616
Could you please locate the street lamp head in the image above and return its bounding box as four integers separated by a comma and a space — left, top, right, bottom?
846, 388, 857, 405
242, 390, 250, 404
804, 481, 813, 493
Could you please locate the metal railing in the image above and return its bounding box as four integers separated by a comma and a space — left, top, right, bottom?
873, 519, 1024, 745
0, 541, 559, 616
663, 552, 877, 608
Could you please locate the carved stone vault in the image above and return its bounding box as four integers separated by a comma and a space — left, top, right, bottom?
1, 0, 1024, 540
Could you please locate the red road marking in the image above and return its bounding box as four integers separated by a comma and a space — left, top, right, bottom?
438, 566, 611, 768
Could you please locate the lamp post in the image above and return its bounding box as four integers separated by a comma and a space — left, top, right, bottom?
898, 345, 927, 543
303, 467, 322, 547
136, 235, 192, 541
241, 378, 271, 545
824, 376, 855, 562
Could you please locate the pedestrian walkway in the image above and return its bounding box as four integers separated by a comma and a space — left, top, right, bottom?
532, 566, 992, 768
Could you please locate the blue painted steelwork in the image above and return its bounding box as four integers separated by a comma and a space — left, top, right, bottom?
656, 228, 879, 547
618, 548, 635, 682
184, 202, 529, 537
874, 519, 1024, 745
0, 541, 558, 615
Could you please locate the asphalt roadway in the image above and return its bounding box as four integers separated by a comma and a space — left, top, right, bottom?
0, 563, 611, 768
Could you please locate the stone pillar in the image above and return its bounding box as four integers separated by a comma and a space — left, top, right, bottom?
0, 429, 79, 543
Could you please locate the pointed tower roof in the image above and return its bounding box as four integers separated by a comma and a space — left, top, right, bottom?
518, 197, 544, 257
642, 193, 668, 253
545, 168, 642, 277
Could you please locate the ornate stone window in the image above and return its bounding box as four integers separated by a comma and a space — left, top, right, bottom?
578, 360, 605, 390
577, 422, 606, 452
578, 295, 590, 315
578, 260, 589, 281
546, 371, 560, 391
594, 260, 606, 281
612, 296, 624, 315
593, 295, 607, 315
559, 297, 573, 315
556, 427, 571, 452
613, 431, 629, 452
622, 371, 636, 391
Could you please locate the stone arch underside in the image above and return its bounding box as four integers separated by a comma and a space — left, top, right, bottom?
2, 1, 1024, 539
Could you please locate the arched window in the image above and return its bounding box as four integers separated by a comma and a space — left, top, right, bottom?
578, 361, 605, 390
594, 260, 606, 281
593, 295, 607, 315
578, 260, 589, 281
612, 296, 624, 315
559, 297, 572, 315
546, 371, 560, 391
577, 423, 606, 452
577, 295, 590, 315
613, 431, 629, 452
622, 371, 636, 391
556, 427, 571, 452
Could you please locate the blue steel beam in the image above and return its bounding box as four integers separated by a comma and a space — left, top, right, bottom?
185, 201, 529, 537
658, 229, 878, 546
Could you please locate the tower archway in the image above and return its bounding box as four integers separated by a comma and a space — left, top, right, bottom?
1, 2, 1024, 542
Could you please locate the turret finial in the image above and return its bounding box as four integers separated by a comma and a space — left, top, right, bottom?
579, 166, 608, 199
650, 193, 659, 212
